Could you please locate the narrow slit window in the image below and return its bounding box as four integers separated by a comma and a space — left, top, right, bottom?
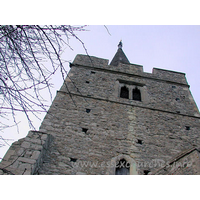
115, 159, 130, 175
120, 86, 129, 99
132, 87, 141, 101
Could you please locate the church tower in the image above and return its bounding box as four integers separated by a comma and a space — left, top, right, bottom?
1, 42, 200, 175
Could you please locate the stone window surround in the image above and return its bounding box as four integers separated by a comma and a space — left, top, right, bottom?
114, 79, 149, 104
118, 82, 148, 103
106, 154, 138, 175
115, 158, 130, 175
119, 83, 143, 100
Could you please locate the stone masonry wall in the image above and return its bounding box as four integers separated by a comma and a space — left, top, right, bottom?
1, 54, 200, 175
65, 57, 199, 117
0, 131, 52, 175
152, 148, 200, 175
73, 54, 187, 85
38, 92, 200, 174
37, 54, 200, 175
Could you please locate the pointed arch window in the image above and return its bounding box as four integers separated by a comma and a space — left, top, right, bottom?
120, 86, 129, 99
115, 159, 130, 175
132, 87, 141, 101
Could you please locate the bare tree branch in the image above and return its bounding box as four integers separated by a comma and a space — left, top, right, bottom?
104, 25, 111, 36
0, 25, 88, 134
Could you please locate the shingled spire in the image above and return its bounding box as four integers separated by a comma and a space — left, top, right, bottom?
110, 40, 130, 66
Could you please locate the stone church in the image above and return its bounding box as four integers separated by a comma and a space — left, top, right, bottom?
1, 41, 200, 175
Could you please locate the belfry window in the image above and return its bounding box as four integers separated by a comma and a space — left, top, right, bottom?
115, 159, 130, 175
120, 86, 129, 99
132, 87, 141, 101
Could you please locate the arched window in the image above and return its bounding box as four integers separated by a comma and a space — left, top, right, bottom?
132, 87, 141, 101
115, 159, 130, 175
120, 86, 129, 99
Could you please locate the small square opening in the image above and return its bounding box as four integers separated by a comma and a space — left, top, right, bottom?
86, 109, 91, 113
82, 128, 88, 133
70, 157, 77, 162
185, 126, 190, 130
144, 170, 150, 175
136, 139, 143, 144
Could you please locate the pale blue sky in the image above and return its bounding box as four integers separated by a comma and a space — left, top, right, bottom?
1, 25, 200, 160
69, 25, 200, 108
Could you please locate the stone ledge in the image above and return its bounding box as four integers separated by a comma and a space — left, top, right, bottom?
18, 157, 36, 164
58, 90, 200, 119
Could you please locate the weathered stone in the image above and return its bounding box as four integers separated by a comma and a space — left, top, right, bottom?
18, 157, 36, 164
18, 163, 32, 173
0, 161, 12, 168
27, 131, 34, 137
23, 170, 31, 175
17, 148, 25, 156
24, 150, 33, 158
41, 134, 48, 140
76, 172, 86, 175
11, 160, 19, 169
58, 162, 71, 168
31, 151, 41, 160
25, 137, 42, 145
2, 150, 15, 161
38, 53, 200, 175
0, 130, 50, 175
21, 141, 31, 149
30, 144, 43, 151
1, 45, 200, 175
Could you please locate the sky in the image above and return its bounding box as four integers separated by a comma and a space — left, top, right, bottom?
1, 25, 200, 160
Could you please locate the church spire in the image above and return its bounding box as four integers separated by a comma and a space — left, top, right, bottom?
110, 40, 130, 66
118, 40, 122, 49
